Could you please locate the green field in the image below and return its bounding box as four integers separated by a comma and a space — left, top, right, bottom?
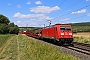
0, 34, 79, 60
0, 34, 15, 47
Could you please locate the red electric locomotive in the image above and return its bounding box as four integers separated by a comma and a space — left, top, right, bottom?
20, 24, 73, 45
41, 24, 73, 45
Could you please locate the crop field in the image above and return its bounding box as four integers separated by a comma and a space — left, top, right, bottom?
0, 34, 79, 60
0, 34, 15, 48
74, 32, 90, 44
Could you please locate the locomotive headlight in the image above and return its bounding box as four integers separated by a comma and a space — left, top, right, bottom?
61, 33, 64, 35
69, 33, 72, 35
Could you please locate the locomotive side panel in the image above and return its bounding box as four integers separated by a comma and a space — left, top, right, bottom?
42, 27, 57, 39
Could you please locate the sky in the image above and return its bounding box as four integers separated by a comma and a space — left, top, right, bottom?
0, 0, 90, 27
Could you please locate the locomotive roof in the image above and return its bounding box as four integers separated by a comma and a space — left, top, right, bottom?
55, 24, 70, 25
44, 24, 71, 29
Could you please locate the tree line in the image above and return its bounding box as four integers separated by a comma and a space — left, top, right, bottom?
70, 22, 90, 33
70, 22, 90, 26
0, 14, 19, 34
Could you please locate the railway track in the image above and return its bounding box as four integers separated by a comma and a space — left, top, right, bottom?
36, 37, 90, 56
36, 38, 90, 60
72, 42, 90, 52
65, 46, 90, 55
37, 37, 90, 55
68, 42, 90, 55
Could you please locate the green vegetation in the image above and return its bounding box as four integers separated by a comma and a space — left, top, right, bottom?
0, 34, 15, 47
74, 36, 90, 44
71, 22, 90, 26
0, 35, 18, 60
0, 34, 79, 60
19, 27, 42, 32
0, 14, 19, 34
72, 26, 90, 33
71, 22, 90, 33
18, 35, 79, 60
74, 32, 90, 44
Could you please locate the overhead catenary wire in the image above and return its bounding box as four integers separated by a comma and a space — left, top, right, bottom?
47, 0, 66, 16
50, 0, 83, 19
58, 0, 66, 7
59, 0, 83, 13
71, 14, 88, 20
59, 12, 90, 22
45, 0, 90, 25
52, 4, 90, 20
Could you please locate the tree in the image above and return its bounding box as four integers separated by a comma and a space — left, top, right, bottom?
0, 14, 19, 34
9, 23, 19, 34
0, 24, 9, 34
0, 14, 10, 34
0, 14, 10, 25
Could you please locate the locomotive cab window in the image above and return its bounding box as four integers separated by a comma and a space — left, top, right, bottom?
60, 26, 65, 30
60, 26, 71, 30
66, 27, 71, 30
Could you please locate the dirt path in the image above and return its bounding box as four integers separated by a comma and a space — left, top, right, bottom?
0, 36, 15, 56
0, 35, 20, 60
17, 35, 20, 60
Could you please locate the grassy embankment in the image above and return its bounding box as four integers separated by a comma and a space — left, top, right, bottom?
74, 32, 90, 44
0, 34, 79, 60
18, 34, 79, 60
0, 34, 15, 47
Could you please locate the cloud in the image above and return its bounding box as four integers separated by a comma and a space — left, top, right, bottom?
17, 5, 21, 8
60, 18, 70, 21
13, 12, 51, 21
15, 20, 44, 27
86, 13, 90, 16
86, 0, 89, 2
27, 1, 31, 4
17, 21, 21, 23
15, 21, 26, 27
27, 21, 40, 27
35, 1, 42, 4
8, 4, 11, 6
30, 6, 60, 13
71, 9, 86, 14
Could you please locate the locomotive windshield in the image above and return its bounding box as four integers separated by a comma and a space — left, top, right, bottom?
60, 26, 71, 30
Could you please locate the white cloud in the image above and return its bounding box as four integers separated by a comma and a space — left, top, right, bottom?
35, 1, 42, 4
28, 21, 40, 27
15, 20, 43, 27
13, 12, 51, 21
15, 21, 26, 27
17, 21, 21, 23
60, 18, 70, 21
86, 13, 90, 16
8, 4, 11, 6
30, 6, 60, 13
17, 5, 21, 8
86, 0, 89, 2
71, 9, 86, 14
13, 12, 53, 27
27, 1, 31, 4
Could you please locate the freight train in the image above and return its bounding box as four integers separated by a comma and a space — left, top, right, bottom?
20, 24, 73, 45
